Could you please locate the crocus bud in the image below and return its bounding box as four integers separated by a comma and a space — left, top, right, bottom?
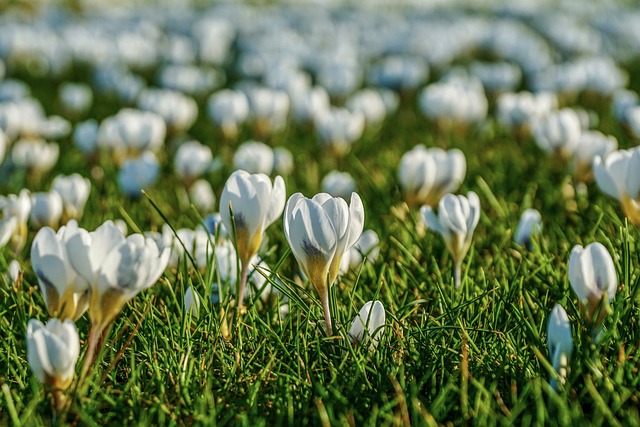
532, 108, 582, 160
421, 192, 481, 288
31, 223, 90, 320
189, 179, 216, 212
0, 189, 31, 253
547, 304, 573, 391
26, 318, 80, 389
30, 191, 63, 229
52, 173, 91, 223
568, 242, 617, 326
207, 89, 249, 139
514, 209, 542, 249
571, 131, 617, 184
348, 300, 385, 352
174, 140, 212, 186
398, 145, 466, 208
219, 170, 285, 306
321, 171, 357, 201
118, 151, 160, 198
184, 286, 201, 318
593, 147, 640, 226
314, 107, 365, 156
283, 192, 364, 335
232, 141, 274, 175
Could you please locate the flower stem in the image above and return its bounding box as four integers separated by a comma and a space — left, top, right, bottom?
79, 323, 102, 387
454, 260, 462, 289
237, 261, 249, 315
321, 293, 333, 336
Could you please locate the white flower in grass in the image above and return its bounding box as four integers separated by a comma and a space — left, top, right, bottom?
203, 212, 229, 240
347, 229, 381, 269
118, 151, 160, 198
66, 221, 170, 329
321, 171, 356, 200
532, 108, 582, 160
31, 223, 89, 320
245, 86, 290, 136
346, 89, 387, 127
514, 209, 542, 249
418, 78, 488, 125
214, 240, 272, 303
97, 109, 166, 160
284, 192, 364, 335
137, 88, 198, 134
571, 131, 617, 183
27, 318, 80, 389
184, 286, 201, 318
58, 82, 93, 119
398, 145, 466, 208
73, 119, 99, 156
207, 89, 249, 139
593, 147, 640, 226
219, 171, 285, 306
174, 140, 212, 185
233, 141, 274, 175
52, 173, 91, 222
569, 242, 617, 326
547, 304, 573, 391
349, 300, 385, 352
11, 138, 59, 175
0, 129, 6, 164
290, 86, 330, 124
0, 189, 31, 253
314, 107, 365, 156
30, 191, 63, 230
496, 91, 557, 132
189, 179, 216, 212
421, 192, 480, 288
273, 147, 294, 175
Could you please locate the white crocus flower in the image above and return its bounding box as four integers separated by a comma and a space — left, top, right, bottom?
184, 286, 201, 318
11, 138, 59, 175
0, 189, 31, 253
421, 192, 481, 288
233, 141, 275, 175
514, 209, 542, 249
174, 140, 212, 186
189, 179, 216, 212
97, 108, 166, 161
593, 147, 640, 226
398, 145, 466, 208
245, 86, 290, 136
284, 192, 364, 335
58, 82, 93, 119
568, 242, 617, 326
52, 173, 91, 222
348, 300, 386, 352
137, 88, 198, 134
547, 304, 573, 391
571, 131, 617, 183
532, 108, 582, 160
118, 151, 160, 198
66, 221, 170, 329
314, 107, 365, 156
31, 223, 89, 320
219, 170, 285, 308
26, 318, 80, 389
207, 89, 249, 139
30, 191, 63, 230
321, 171, 357, 201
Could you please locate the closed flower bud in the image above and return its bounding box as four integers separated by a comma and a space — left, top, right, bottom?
30, 191, 63, 230
349, 300, 385, 352
547, 304, 573, 391
421, 192, 481, 288
26, 318, 80, 389
514, 209, 542, 249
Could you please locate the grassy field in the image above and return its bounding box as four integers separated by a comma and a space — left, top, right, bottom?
1, 8, 640, 427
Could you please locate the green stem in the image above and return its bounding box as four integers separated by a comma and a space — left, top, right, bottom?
237, 261, 249, 315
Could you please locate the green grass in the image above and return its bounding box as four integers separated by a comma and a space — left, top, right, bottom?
1, 65, 640, 427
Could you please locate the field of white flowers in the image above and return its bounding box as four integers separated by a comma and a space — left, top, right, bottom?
1, 1, 639, 425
